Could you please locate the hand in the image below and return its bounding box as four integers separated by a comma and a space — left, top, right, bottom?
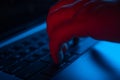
47, 0, 120, 63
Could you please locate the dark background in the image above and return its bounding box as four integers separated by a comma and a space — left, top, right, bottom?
0, 0, 57, 41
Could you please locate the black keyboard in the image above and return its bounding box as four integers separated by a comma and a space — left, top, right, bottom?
0, 29, 97, 80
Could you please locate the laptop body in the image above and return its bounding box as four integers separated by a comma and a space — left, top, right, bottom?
0, 0, 99, 80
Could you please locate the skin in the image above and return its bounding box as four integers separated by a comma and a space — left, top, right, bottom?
47, 0, 120, 64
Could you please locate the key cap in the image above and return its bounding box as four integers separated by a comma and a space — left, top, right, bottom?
0, 50, 13, 58
40, 55, 54, 63
23, 55, 40, 63
42, 47, 49, 53
3, 61, 29, 74
28, 46, 38, 52
22, 41, 32, 46
41, 64, 59, 76
18, 50, 29, 57
33, 51, 47, 57
15, 60, 48, 79
31, 36, 39, 41
0, 54, 6, 60
28, 72, 50, 80
37, 42, 45, 46
0, 55, 19, 70
11, 45, 23, 51
2, 55, 23, 72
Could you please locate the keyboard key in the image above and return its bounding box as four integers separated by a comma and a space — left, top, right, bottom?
28, 46, 38, 51
22, 41, 32, 46
63, 53, 71, 61
39, 33, 46, 37
2, 55, 22, 70
0, 54, 6, 60
23, 55, 40, 63
41, 64, 59, 76
31, 36, 39, 41
31, 47, 49, 58
42, 48, 49, 52
0, 56, 19, 69
3, 61, 29, 74
42, 47, 50, 54
22, 45, 39, 54
28, 72, 50, 80
37, 42, 45, 46
0, 50, 13, 57
15, 61, 48, 79
11, 45, 23, 51
33, 51, 47, 57
9, 54, 21, 61
13, 54, 22, 59
18, 50, 29, 56
40, 55, 53, 63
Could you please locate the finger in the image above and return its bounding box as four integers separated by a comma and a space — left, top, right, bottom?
47, 0, 76, 36
47, 0, 90, 36
50, 0, 91, 14
47, 7, 74, 36
50, 0, 91, 16
68, 0, 90, 12
49, 0, 75, 13
49, 20, 87, 63
49, 21, 74, 64
76, 0, 105, 16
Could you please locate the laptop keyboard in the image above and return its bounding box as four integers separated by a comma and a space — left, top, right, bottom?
0, 29, 97, 80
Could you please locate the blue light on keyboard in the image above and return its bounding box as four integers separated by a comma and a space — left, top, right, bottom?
0, 22, 46, 48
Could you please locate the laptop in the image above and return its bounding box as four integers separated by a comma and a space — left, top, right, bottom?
0, 0, 98, 80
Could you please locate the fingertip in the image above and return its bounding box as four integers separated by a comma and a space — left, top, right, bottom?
49, 41, 59, 64
53, 55, 59, 64
50, 52, 59, 64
